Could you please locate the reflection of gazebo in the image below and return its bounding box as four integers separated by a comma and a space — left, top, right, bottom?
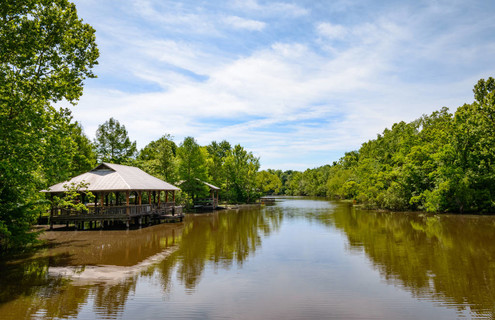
43, 163, 182, 229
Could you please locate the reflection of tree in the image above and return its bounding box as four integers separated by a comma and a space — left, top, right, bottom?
92, 280, 137, 318
331, 205, 495, 317
0, 258, 91, 320
0, 255, 68, 304
160, 207, 283, 290
26, 284, 91, 319
0, 275, 137, 319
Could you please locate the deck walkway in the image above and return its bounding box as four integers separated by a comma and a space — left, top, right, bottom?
50, 203, 184, 230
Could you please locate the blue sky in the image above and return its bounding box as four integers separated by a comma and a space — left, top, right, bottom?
69, 0, 495, 170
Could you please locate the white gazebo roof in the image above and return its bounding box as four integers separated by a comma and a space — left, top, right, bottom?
43, 163, 180, 193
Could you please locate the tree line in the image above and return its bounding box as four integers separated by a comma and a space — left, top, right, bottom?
272, 78, 495, 214
91, 117, 263, 206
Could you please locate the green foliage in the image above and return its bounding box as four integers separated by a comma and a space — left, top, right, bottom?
206, 140, 231, 190
53, 181, 95, 212
135, 136, 261, 205
136, 134, 177, 182
94, 117, 137, 164
256, 170, 282, 195
224, 145, 260, 203
70, 122, 97, 175
177, 137, 209, 201
0, 0, 98, 252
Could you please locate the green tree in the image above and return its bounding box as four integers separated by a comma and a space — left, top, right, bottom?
137, 134, 177, 182
285, 171, 303, 196
0, 0, 98, 251
206, 140, 231, 190
177, 137, 208, 201
256, 170, 282, 195
94, 117, 137, 164
224, 144, 260, 203
38, 109, 96, 185
69, 122, 97, 175
425, 78, 495, 213
53, 181, 95, 213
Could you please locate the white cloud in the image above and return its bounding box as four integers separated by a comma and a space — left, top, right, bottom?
131, 0, 220, 35
316, 22, 347, 40
223, 16, 266, 31
232, 0, 309, 17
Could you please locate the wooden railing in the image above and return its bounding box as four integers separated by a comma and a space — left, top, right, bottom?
194, 198, 219, 207
52, 202, 176, 217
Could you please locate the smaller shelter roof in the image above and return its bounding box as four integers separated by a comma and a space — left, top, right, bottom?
43, 163, 180, 193
202, 181, 220, 190
177, 179, 220, 190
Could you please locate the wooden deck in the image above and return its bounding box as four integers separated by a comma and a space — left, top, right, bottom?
50, 203, 184, 230
192, 198, 220, 212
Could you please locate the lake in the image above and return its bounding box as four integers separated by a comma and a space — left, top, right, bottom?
1, 198, 494, 319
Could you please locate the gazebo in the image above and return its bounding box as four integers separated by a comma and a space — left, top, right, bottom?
43, 163, 182, 229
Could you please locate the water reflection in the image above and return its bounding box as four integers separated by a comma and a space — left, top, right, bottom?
1, 199, 495, 319
0, 223, 182, 319
156, 207, 283, 290
0, 207, 283, 319
330, 205, 495, 318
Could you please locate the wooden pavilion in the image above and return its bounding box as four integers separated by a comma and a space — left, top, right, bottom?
43, 163, 182, 230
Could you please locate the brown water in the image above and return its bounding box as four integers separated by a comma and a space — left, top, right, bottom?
1, 198, 495, 319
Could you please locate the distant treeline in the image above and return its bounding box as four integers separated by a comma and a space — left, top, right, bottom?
265, 78, 495, 214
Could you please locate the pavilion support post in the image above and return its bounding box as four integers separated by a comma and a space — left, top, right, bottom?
166, 191, 169, 203
173, 191, 175, 203
138, 191, 142, 205
148, 191, 151, 205
126, 191, 130, 218
49, 193, 54, 230
100, 192, 105, 214
158, 191, 161, 207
